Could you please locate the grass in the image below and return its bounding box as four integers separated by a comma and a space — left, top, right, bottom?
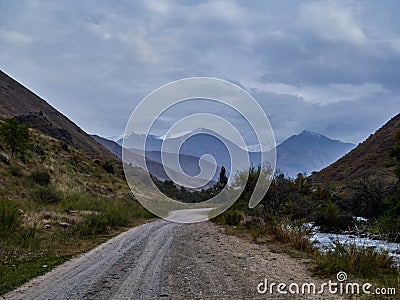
0, 129, 155, 295
265, 218, 315, 253
212, 209, 399, 293
313, 240, 398, 279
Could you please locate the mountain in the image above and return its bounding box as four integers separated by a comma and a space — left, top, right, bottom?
312, 114, 400, 184
91, 135, 122, 158
275, 130, 355, 178
92, 134, 217, 187
122, 127, 264, 177
0, 70, 115, 159
115, 127, 353, 180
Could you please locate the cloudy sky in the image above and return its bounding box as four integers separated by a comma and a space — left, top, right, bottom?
1, 0, 399, 144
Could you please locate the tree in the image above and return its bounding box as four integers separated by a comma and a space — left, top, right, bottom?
218, 166, 228, 187
349, 176, 385, 218
0, 118, 29, 158
212, 166, 229, 195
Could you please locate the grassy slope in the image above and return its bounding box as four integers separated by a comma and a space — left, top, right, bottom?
0, 129, 154, 294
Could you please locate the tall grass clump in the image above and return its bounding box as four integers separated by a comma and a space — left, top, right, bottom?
0, 199, 22, 236
223, 210, 243, 225
267, 218, 315, 253
314, 240, 396, 279
32, 186, 64, 204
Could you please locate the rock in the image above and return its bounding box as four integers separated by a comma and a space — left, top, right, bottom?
44, 224, 52, 229
41, 211, 52, 219
59, 222, 71, 228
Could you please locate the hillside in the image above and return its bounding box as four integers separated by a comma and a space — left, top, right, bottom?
0, 70, 115, 159
0, 70, 156, 294
312, 114, 400, 184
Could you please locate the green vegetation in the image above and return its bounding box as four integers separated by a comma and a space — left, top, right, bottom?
0, 199, 22, 236
209, 131, 400, 288
0, 126, 153, 295
154, 165, 229, 203
222, 209, 243, 225
0, 118, 30, 158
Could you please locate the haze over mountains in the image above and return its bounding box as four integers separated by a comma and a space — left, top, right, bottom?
102, 128, 355, 180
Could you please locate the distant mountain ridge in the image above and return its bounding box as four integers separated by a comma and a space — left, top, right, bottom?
99, 128, 354, 180
312, 114, 400, 184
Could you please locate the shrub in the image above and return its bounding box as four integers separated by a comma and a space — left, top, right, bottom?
223, 210, 243, 225
30, 169, 51, 185
101, 160, 115, 174
32, 186, 63, 204
33, 144, 46, 156
60, 142, 69, 152
314, 200, 354, 232
375, 215, 400, 242
0, 199, 22, 236
9, 164, 23, 177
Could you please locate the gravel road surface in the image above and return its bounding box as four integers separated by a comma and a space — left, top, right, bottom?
5, 209, 341, 299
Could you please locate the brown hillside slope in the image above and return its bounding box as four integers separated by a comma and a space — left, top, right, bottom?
0, 70, 115, 159
312, 113, 400, 184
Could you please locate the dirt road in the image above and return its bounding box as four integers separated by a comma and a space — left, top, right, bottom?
5, 210, 341, 299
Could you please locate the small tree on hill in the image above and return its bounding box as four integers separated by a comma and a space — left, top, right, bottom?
0, 118, 30, 158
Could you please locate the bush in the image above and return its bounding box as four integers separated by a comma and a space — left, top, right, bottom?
9, 164, 23, 177
33, 144, 46, 156
0, 199, 22, 236
32, 186, 63, 204
101, 160, 115, 174
314, 200, 354, 232
223, 210, 243, 225
375, 215, 400, 242
30, 169, 51, 185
